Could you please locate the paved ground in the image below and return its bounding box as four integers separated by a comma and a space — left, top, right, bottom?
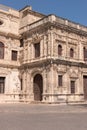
0, 103, 87, 130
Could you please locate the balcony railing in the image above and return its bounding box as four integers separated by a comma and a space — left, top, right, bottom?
56, 16, 87, 32
20, 14, 87, 35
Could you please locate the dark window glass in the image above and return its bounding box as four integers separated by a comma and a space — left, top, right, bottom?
0, 42, 4, 59
70, 48, 74, 58
58, 45, 62, 56
20, 39, 24, 47
71, 81, 75, 94
34, 43, 40, 58
58, 75, 62, 86
84, 47, 87, 61
0, 77, 5, 94
12, 50, 17, 61
20, 79, 23, 91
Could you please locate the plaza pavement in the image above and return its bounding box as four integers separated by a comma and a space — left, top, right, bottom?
0, 103, 87, 130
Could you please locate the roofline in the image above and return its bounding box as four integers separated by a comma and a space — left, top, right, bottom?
0, 4, 18, 11
28, 10, 46, 17
19, 14, 87, 37
19, 5, 46, 17
54, 14, 87, 29
19, 5, 31, 12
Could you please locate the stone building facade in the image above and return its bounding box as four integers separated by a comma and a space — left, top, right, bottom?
0, 4, 87, 103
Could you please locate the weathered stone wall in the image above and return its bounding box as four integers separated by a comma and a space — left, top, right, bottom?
0, 4, 87, 103
19, 6, 45, 29
0, 6, 19, 36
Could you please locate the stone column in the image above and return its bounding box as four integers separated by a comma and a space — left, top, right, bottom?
79, 41, 83, 61
48, 33, 51, 56
43, 70, 47, 93
31, 43, 34, 60
30, 43, 32, 60
40, 39, 43, 58
66, 36, 68, 58
27, 42, 30, 61
30, 77, 34, 101
25, 70, 31, 100
23, 72, 27, 93
47, 64, 54, 102
51, 65, 54, 102
43, 35, 47, 57
50, 31, 54, 57
54, 35, 57, 57
28, 43, 31, 60
79, 68, 84, 94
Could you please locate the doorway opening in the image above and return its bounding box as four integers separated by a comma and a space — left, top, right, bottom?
33, 74, 43, 101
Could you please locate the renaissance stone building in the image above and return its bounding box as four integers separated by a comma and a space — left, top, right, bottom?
0, 4, 87, 103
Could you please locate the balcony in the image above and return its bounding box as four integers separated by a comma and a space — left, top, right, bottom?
55, 16, 87, 33
19, 15, 56, 34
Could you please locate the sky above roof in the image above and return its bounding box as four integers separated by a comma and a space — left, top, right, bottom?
0, 0, 87, 26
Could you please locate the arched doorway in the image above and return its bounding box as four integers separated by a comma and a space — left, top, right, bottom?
33, 74, 43, 101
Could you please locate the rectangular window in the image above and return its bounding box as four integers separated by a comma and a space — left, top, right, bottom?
20, 79, 23, 91
0, 48, 4, 59
34, 43, 40, 58
84, 48, 87, 61
71, 81, 75, 94
58, 75, 62, 86
0, 42, 4, 59
12, 50, 17, 61
0, 77, 5, 94
20, 39, 24, 47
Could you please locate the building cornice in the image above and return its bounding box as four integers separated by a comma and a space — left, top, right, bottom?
19, 58, 87, 69
0, 4, 19, 18
19, 15, 87, 37
0, 31, 20, 39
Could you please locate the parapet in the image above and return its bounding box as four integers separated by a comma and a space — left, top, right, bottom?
0, 4, 19, 18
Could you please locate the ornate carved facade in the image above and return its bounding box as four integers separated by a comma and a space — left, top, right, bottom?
0, 4, 87, 103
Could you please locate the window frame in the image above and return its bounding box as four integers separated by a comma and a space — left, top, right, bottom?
83, 47, 87, 61
58, 44, 62, 56
0, 77, 5, 94
58, 75, 63, 87
20, 78, 23, 91
70, 80, 75, 94
34, 42, 40, 58
0, 42, 4, 59
20, 39, 24, 47
70, 48, 74, 58
11, 50, 18, 61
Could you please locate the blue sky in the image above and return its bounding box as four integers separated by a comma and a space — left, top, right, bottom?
0, 0, 87, 26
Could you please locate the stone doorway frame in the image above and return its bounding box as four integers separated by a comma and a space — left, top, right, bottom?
33, 73, 43, 101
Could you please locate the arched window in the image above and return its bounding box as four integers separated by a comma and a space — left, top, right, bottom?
0, 42, 4, 59
70, 48, 74, 58
58, 45, 62, 56
84, 47, 87, 61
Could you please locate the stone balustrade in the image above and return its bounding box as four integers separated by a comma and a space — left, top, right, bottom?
20, 14, 87, 34
56, 16, 87, 32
